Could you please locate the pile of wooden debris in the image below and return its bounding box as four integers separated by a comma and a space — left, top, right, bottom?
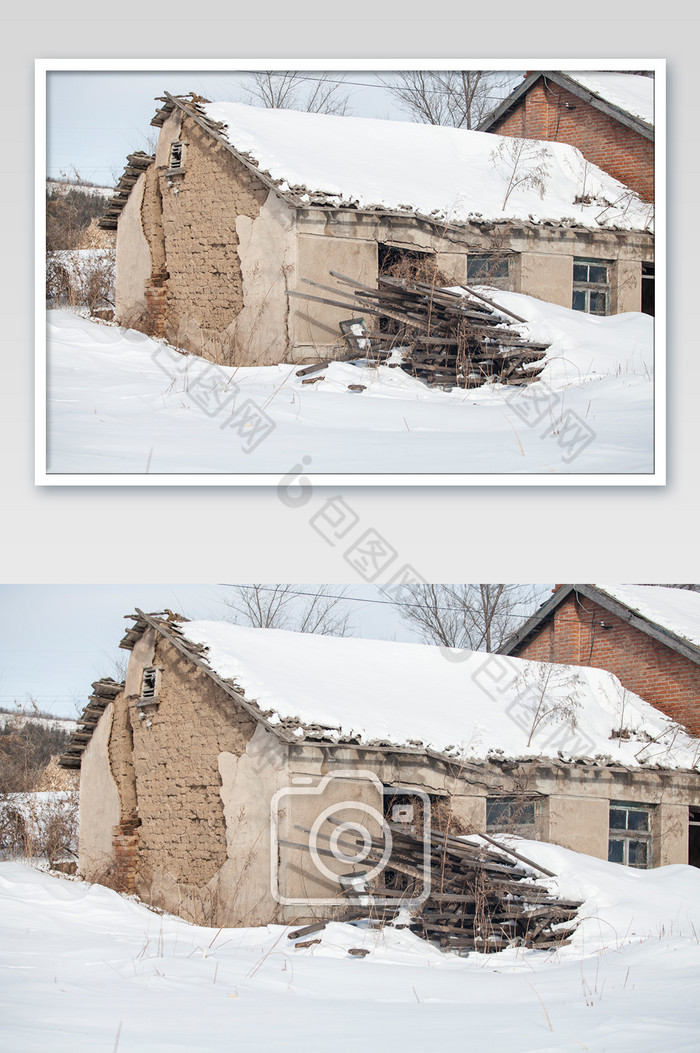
286, 823, 581, 956
289, 272, 550, 390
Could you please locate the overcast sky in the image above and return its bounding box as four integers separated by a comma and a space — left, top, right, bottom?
0, 584, 552, 719
44, 67, 522, 184
0, 584, 423, 718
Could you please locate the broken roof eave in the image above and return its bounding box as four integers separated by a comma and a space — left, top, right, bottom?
478, 71, 654, 142
97, 150, 154, 230
288, 739, 698, 776
126, 609, 296, 743
57, 677, 123, 769
498, 585, 700, 667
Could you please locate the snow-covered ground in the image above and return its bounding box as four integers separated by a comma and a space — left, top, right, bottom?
0, 712, 77, 734
44, 291, 655, 479
2, 840, 699, 1052
46, 179, 115, 199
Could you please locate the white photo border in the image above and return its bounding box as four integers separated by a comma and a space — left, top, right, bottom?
36, 57, 666, 487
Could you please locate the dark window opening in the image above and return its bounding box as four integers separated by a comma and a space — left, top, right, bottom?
486, 796, 538, 834
572, 257, 610, 315
381, 787, 434, 896
608, 802, 652, 868
642, 262, 655, 317
689, 808, 700, 869
377, 244, 443, 336
378, 243, 435, 280
382, 788, 434, 834
467, 254, 512, 289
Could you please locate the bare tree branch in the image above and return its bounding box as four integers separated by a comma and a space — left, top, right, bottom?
381, 584, 545, 653
243, 72, 352, 116
511, 663, 585, 747
223, 584, 352, 636
490, 138, 551, 211
382, 71, 512, 130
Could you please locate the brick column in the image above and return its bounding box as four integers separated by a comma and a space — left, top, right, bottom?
143, 269, 169, 339
112, 818, 141, 894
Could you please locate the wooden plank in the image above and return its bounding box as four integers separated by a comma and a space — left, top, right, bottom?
287, 921, 327, 940
457, 284, 528, 323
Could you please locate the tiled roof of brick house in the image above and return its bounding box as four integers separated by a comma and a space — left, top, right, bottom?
479, 72, 655, 139
500, 585, 700, 662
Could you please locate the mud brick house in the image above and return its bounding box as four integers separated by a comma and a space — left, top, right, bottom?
60, 609, 700, 929
100, 92, 654, 367
499, 586, 700, 739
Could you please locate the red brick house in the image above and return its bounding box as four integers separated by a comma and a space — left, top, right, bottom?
499, 586, 700, 737
479, 72, 655, 204
479, 73, 656, 317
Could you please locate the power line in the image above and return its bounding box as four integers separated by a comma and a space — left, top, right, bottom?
265, 72, 517, 101
217, 584, 530, 614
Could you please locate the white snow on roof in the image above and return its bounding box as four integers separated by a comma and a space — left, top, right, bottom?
202, 101, 652, 232
565, 73, 654, 127
178, 621, 699, 769
594, 585, 700, 651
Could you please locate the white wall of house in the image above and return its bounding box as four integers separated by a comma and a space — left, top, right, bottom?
114, 173, 151, 326
78, 703, 120, 879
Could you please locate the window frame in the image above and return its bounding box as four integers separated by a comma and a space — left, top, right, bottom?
572, 256, 611, 316
466, 253, 512, 289
139, 665, 161, 702
486, 795, 539, 834
608, 801, 653, 869
167, 141, 186, 173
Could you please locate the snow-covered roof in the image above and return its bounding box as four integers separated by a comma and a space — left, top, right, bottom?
199, 99, 652, 232
593, 585, 700, 651
173, 618, 699, 770
564, 73, 654, 128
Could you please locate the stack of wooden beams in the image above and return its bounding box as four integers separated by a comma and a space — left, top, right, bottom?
289, 272, 549, 389
375, 826, 581, 953
287, 820, 580, 955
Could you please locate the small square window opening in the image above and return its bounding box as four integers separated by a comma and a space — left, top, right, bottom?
141, 667, 159, 700
168, 142, 185, 171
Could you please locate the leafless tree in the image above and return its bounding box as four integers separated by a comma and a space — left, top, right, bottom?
243, 72, 351, 116
222, 584, 352, 637
490, 138, 551, 211
0, 701, 72, 795
381, 585, 545, 653
512, 663, 585, 747
382, 71, 512, 130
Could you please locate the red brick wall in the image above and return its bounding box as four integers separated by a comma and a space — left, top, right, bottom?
112, 818, 140, 894
513, 592, 700, 734
492, 79, 654, 203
